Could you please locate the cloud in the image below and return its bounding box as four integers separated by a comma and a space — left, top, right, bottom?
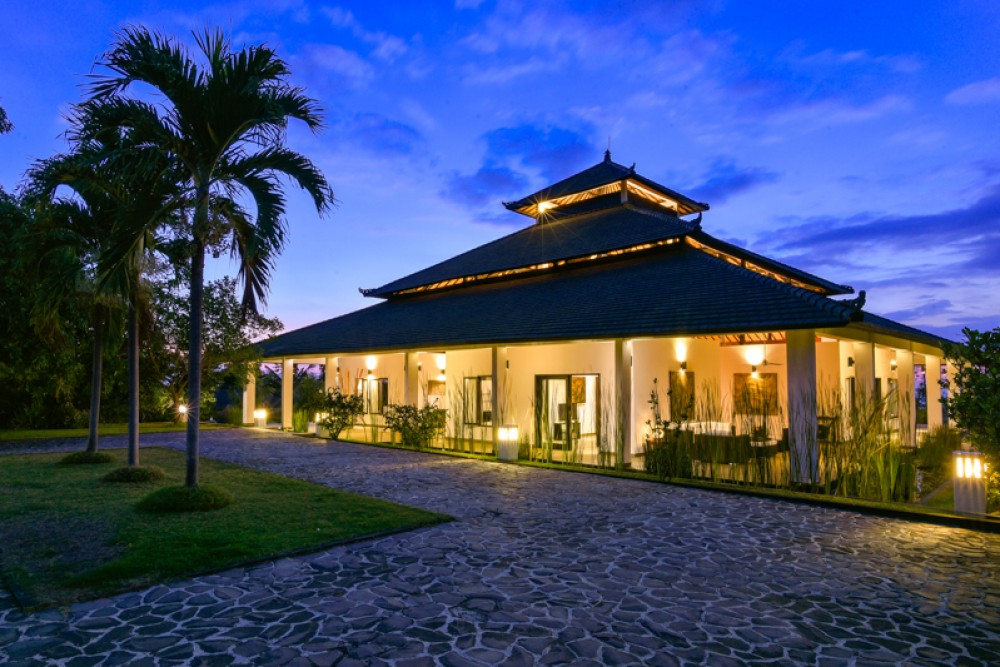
774, 184, 1000, 256
331, 113, 423, 156
482, 123, 595, 181
787, 46, 922, 74
442, 165, 529, 207
767, 94, 911, 128
688, 160, 779, 205
882, 299, 955, 323
321, 7, 408, 63
438, 122, 594, 210
302, 44, 374, 87
945, 78, 1000, 105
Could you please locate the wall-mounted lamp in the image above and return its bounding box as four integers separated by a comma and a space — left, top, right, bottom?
890, 359, 898, 372
679, 360, 688, 374
847, 357, 855, 367
365, 355, 377, 371
417, 361, 422, 372
751, 365, 759, 379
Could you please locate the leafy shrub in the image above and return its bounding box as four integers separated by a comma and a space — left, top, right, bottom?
384, 404, 446, 449
223, 404, 243, 426
60, 451, 113, 465
292, 409, 310, 433
916, 426, 963, 496
317, 389, 364, 440
137, 485, 234, 513
643, 431, 693, 480
102, 466, 166, 483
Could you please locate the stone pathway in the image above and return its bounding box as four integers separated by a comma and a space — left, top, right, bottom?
2, 429, 999, 666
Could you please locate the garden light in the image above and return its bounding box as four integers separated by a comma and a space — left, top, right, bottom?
953, 451, 986, 514
497, 424, 519, 461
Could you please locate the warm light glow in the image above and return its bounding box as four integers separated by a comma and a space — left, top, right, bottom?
751, 367, 759, 380
178, 404, 187, 414
745, 346, 766, 366
253, 409, 267, 420
537, 200, 555, 212
435, 353, 446, 371
365, 355, 377, 371
436, 373, 447, 382
497, 425, 519, 443
675, 340, 688, 363
315, 412, 328, 423
955, 452, 984, 480
890, 359, 898, 371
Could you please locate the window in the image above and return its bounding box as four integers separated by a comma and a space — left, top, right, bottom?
463, 376, 493, 425
357, 377, 389, 414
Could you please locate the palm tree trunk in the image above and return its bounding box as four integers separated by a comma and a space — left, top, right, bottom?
127, 297, 139, 467
185, 238, 206, 487
85, 308, 105, 454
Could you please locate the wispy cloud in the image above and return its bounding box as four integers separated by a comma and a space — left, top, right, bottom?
301, 43, 374, 88
329, 112, 423, 156
688, 159, 779, 205
945, 78, 1000, 105
321, 7, 408, 63
482, 123, 595, 181
442, 165, 529, 207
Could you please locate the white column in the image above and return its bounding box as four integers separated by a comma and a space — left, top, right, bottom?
614, 339, 633, 467
404, 352, 419, 406
787, 330, 818, 484
282, 358, 294, 430
491, 346, 509, 450
926, 356, 943, 431
242, 369, 256, 425
852, 341, 876, 403
324, 356, 337, 393
896, 350, 915, 446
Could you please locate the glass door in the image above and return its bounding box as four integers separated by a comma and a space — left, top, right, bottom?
535, 374, 600, 464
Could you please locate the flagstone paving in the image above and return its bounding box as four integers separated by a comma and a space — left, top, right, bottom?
2, 428, 1000, 666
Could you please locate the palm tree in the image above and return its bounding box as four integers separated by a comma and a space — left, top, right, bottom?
0, 105, 11, 134
27, 131, 178, 465
85, 27, 333, 487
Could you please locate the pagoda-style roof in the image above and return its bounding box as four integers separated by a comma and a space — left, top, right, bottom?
503, 151, 709, 218
261, 243, 946, 358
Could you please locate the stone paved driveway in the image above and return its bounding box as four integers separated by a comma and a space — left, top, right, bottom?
2, 429, 999, 666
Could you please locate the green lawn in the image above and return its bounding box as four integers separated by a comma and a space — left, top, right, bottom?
0, 421, 231, 442
0, 447, 449, 609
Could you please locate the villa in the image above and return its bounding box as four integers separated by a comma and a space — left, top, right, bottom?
249, 152, 949, 482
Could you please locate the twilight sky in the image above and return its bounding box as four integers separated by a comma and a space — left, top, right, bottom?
2, 1, 998, 340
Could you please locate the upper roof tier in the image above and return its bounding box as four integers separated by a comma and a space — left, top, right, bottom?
503, 151, 709, 219
364, 152, 849, 299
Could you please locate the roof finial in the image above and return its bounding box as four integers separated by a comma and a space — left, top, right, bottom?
605, 136, 611, 162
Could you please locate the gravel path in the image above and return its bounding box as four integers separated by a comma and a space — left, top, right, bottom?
2, 429, 999, 666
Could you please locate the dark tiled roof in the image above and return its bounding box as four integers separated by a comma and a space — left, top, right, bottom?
262, 244, 868, 358
853, 311, 952, 348
688, 231, 853, 296
504, 154, 709, 216
367, 204, 695, 297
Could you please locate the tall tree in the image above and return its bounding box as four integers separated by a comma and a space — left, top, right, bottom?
0, 104, 11, 134
85, 27, 333, 487
26, 130, 179, 465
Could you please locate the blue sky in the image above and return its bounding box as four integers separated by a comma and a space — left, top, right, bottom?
2, 1, 998, 340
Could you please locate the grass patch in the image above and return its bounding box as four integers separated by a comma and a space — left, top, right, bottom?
101, 466, 166, 484
0, 447, 449, 609
59, 451, 114, 465
0, 422, 231, 443
137, 485, 234, 513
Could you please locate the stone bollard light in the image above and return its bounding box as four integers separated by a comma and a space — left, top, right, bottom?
254, 408, 267, 428
954, 451, 986, 514
497, 425, 519, 461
